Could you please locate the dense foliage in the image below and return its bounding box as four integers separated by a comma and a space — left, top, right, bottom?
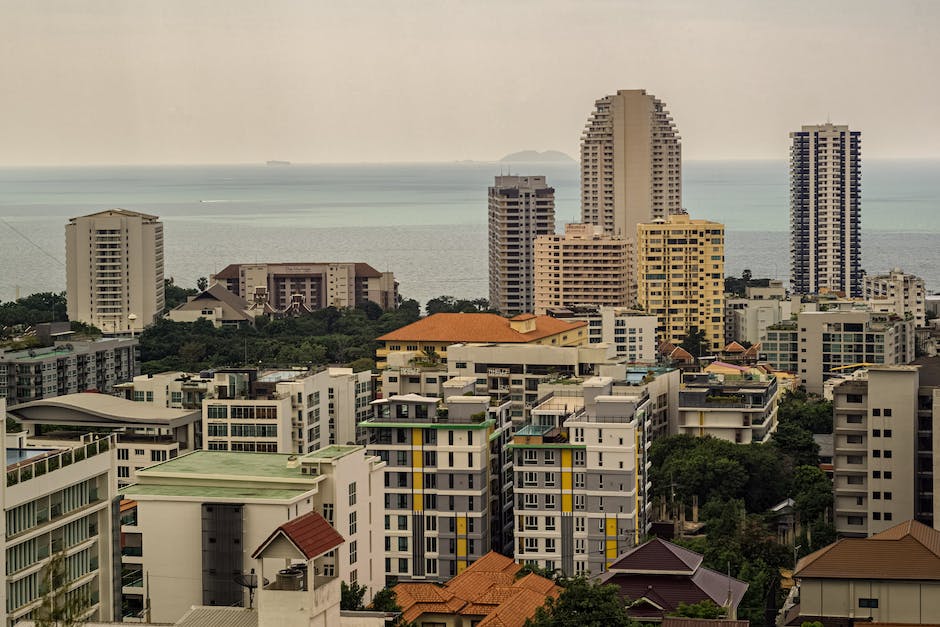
525, 577, 637, 627
0, 292, 68, 327
164, 278, 198, 310
649, 390, 836, 626
138, 299, 421, 373
424, 295, 495, 315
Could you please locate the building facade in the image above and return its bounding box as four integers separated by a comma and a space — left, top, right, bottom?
864, 268, 927, 328
211, 262, 398, 311
119, 446, 385, 623
0, 339, 138, 406
547, 306, 658, 363
511, 377, 651, 577
1, 413, 117, 626
66, 209, 165, 334
677, 370, 779, 444
763, 310, 916, 395
790, 124, 862, 297
636, 214, 725, 351
580, 89, 682, 238
361, 389, 513, 582
202, 367, 373, 455
488, 175, 555, 315
534, 223, 633, 314
831, 361, 939, 536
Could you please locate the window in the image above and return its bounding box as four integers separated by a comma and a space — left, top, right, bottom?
118, 466, 130, 478
398, 537, 408, 551
884, 408, 892, 417
545, 494, 555, 510
574, 473, 585, 488
847, 516, 864, 526
349, 512, 357, 535
150, 450, 167, 462
118, 449, 129, 460
545, 538, 556, 553
573, 450, 585, 467
523, 494, 538, 509
323, 504, 334, 524
847, 455, 864, 464
574, 495, 585, 511
858, 598, 879, 609
884, 450, 892, 458
349, 541, 357, 564
545, 516, 556, 531
575, 516, 585, 532
398, 558, 408, 573
523, 538, 538, 553
348, 482, 357, 506
544, 450, 555, 464
523, 450, 538, 465
522, 472, 538, 487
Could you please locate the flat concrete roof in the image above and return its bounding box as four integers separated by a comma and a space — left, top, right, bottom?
9, 393, 199, 428
120, 483, 310, 501
302, 445, 361, 461
139, 450, 306, 480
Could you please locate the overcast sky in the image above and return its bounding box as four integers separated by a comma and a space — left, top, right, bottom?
1, 0, 938, 165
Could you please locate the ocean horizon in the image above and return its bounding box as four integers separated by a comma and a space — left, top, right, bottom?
0, 159, 937, 306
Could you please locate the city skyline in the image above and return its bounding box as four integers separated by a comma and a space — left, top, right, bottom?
1, 1, 939, 165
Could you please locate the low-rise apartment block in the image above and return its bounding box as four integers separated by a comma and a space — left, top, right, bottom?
548, 305, 658, 362
534, 223, 633, 314
202, 367, 373, 455
864, 267, 927, 328
0, 338, 138, 406
114, 371, 212, 410
677, 369, 780, 444
119, 446, 385, 623
724, 280, 791, 345
8, 392, 201, 489
510, 377, 651, 577
1, 408, 118, 626
212, 262, 398, 311
831, 359, 939, 536
763, 310, 915, 395
376, 312, 587, 370
361, 387, 513, 582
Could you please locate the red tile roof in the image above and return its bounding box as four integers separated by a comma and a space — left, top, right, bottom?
795, 519, 940, 580
251, 511, 344, 561
393, 552, 560, 627
377, 313, 586, 344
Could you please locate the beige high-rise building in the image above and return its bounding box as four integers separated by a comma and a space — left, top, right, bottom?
534, 223, 633, 314
790, 123, 862, 297
488, 175, 555, 315
66, 209, 165, 335
581, 89, 682, 238
636, 214, 725, 351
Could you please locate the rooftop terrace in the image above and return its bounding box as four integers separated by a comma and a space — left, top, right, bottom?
139, 450, 308, 480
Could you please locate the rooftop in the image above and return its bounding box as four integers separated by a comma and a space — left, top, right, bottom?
137, 450, 311, 480
377, 312, 586, 344
252, 510, 344, 561
9, 392, 199, 428
301, 445, 361, 461
119, 484, 311, 501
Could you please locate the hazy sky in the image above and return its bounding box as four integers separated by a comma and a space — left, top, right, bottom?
2, 0, 938, 165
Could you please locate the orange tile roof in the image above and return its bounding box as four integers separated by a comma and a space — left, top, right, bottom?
393, 552, 560, 627
251, 511, 344, 561
795, 520, 940, 580
377, 313, 586, 344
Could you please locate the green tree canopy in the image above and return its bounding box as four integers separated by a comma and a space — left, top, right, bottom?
525, 577, 635, 627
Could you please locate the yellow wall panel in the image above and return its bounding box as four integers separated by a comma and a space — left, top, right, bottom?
562, 494, 572, 512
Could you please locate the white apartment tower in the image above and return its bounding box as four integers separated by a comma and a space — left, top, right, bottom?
488, 175, 555, 315
790, 124, 862, 297
865, 268, 926, 328
66, 209, 165, 335
580, 89, 682, 238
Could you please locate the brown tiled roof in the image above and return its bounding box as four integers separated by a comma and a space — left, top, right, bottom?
212, 262, 384, 280
393, 552, 560, 627
377, 313, 586, 343
743, 343, 761, 358
795, 519, 940, 580
251, 511, 344, 561
607, 537, 703, 574
723, 341, 747, 353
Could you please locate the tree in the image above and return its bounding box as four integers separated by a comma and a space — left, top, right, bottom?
341, 580, 367, 611
772, 422, 820, 467
197, 276, 209, 291
164, 278, 197, 310
348, 357, 375, 372
33, 551, 89, 626
525, 577, 636, 627
670, 600, 725, 619
679, 326, 708, 358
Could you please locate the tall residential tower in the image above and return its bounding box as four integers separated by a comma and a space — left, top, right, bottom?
790, 123, 862, 297
66, 209, 165, 335
488, 175, 555, 315
580, 89, 681, 238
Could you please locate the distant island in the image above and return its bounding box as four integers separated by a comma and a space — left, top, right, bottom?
266, 160, 291, 166
500, 150, 576, 163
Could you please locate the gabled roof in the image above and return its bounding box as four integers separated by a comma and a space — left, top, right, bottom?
795, 519, 940, 580
171, 283, 251, 320
251, 511, 344, 561
722, 341, 747, 353
394, 551, 560, 627
377, 313, 585, 344
607, 537, 703, 574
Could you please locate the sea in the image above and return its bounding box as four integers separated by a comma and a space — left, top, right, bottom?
0, 160, 937, 307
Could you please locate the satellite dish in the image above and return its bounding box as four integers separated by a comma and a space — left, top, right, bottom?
233, 569, 267, 609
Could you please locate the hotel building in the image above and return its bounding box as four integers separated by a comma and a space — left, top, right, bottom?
790, 123, 862, 297
533, 223, 633, 314
66, 209, 165, 335
211, 262, 398, 311
636, 214, 725, 351
580, 89, 682, 238
488, 175, 555, 315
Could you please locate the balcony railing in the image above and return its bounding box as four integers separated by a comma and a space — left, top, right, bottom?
6, 435, 114, 487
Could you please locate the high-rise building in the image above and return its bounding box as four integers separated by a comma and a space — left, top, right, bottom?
831, 360, 939, 537
790, 123, 862, 297
533, 223, 633, 314
488, 176, 555, 315
864, 267, 927, 328
66, 209, 165, 335
580, 89, 682, 238
636, 215, 725, 351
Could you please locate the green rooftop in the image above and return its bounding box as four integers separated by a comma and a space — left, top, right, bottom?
140, 450, 307, 480
120, 483, 311, 501
302, 445, 361, 461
